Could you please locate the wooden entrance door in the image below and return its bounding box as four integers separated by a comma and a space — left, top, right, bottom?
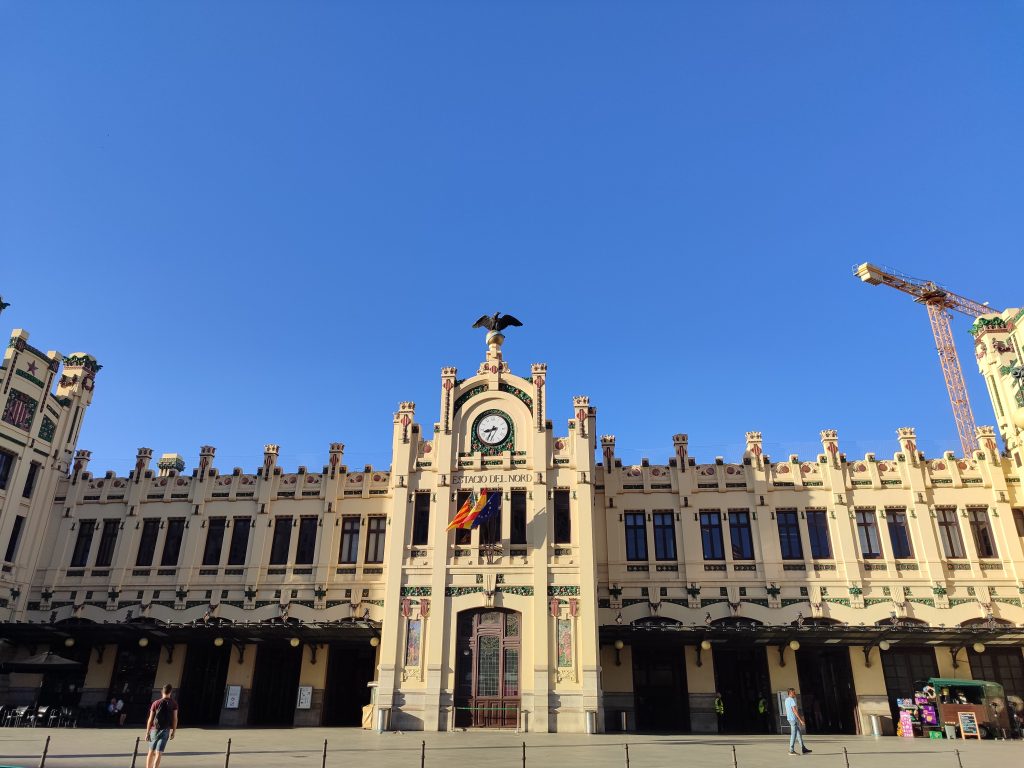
454, 609, 521, 728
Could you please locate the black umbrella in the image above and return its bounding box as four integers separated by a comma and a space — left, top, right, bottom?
0, 651, 82, 674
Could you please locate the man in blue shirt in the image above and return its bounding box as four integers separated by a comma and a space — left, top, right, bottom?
784, 688, 812, 755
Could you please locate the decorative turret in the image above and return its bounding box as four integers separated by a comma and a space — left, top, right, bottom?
672, 434, 688, 469
440, 367, 458, 434
976, 426, 999, 464
531, 363, 547, 431
744, 431, 764, 467
395, 401, 416, 444
896, 427, 919, 465
572, 395, 591, 438
57, 351, 101, 407
601, 435, 616, 470
328, 442, 345, 478
71, 449, 91, 483
133, 448, 153, 483
157, 453, 185, 477
820, 429, 840, 466
262, 445, 279, 477
198, 445, 216, 480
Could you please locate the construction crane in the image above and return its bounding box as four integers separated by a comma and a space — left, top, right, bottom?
854, 263, 993, 457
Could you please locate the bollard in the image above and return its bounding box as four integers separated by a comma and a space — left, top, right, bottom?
843, 747, 850, 768
954, 749, 963, 768
731, 744, 738, 768
224, 737, 232, 768
38, 734, 51, 768
130, 736, 141, 768
624, 743, 630, 768
421, 740, 425, 768
323, 739, 328, 768
522, 741, 526, 768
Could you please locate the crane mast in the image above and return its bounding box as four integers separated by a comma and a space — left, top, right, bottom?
854, 263, 993, 457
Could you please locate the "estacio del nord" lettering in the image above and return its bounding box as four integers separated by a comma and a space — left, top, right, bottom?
452, 473, 534, 486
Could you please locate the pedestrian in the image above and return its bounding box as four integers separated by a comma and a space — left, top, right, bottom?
107, 696, 126, 726
144, 684, 178, 768
714, 691, 724, 730
784, 688, 812, 756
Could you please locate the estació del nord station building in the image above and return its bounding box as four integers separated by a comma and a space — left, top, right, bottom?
1, 301, 1024, 737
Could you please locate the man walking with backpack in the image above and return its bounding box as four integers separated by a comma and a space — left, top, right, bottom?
144, 684, 179, 768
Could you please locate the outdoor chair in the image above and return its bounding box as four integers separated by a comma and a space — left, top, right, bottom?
59, 707, 78, 727
6, 705, 30, 727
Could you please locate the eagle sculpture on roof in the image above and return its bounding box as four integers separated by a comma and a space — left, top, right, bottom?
472, 312, 523, 333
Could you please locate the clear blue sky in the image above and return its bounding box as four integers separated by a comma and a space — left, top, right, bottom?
1, 2, 1020, 474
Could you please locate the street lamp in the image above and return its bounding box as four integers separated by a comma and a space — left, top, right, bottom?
613, 639, 624, 666
369, 636, 380, 648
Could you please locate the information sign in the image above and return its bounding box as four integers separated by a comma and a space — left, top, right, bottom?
957, 711, 980, 740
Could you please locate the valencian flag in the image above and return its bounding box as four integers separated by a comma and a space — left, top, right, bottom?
447, 490, 500, 531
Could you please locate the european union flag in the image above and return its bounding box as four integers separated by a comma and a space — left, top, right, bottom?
470, 491, 501, 529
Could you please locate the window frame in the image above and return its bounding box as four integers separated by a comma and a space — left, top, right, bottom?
412, 493, 431, 546
202, 517, 227, 566
856, 509, 882, 559
776, 509, 803, 560
936, 507, 966, 559
624, 511, 648, 561
269, 516, 293, 565
339, 516, 360, 564
226, 517, 251, 566
700, 510, 725, 561
805, 510, 832, 559
294, 516, 318, 564
94, 519, 120, 568
728, 509, 754, 560
70, 519, 96, 568
652, 511, 676, 561
886, 508, 914, 559
553, 489, 571, 544
136, 519, 160, 567
968, 508, 998, 559
160, 518, 186, 567
365, 516, 387, 563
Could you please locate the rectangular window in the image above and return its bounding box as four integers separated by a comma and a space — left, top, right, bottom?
94, 519, 120, 568
160, 518, 185, 566
4, 515, 25, 562
202, 518, 226, 566
968, 508, 998, 558
227, 518, 251, 566
1012, 508, 1024, 538
700, 511, 724, 560
777, 510, 803, 560
553, 489, 571, 543
22, 462, 40, 499
510, 490, 527, 545
294, 516, 318, 564
886, 509, 914, 559
70, 520, 96, 567
652, 511, 676, 561
339, 516, 360, 563
269, 516, 292, 565
0, 450, 15, 490
805, 510, 832, 558
365, 516, 386, 563
856, 510, 882, 559
136, 519, 160, 566
480, 493, 502, 546
728, 510, 754, 560
412, 493, 431, 546
624, 512, 647, 561
936, 508, 966, 558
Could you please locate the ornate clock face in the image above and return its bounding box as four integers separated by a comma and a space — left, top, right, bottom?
475, 412, 511, 445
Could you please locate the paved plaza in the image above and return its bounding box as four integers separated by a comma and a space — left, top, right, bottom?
0, 729, 1018, 768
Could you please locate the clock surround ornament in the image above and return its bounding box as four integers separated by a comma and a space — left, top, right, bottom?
471, 409, 515, 455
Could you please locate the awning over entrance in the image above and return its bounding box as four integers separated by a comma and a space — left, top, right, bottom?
0, 618, 380, 650
600, 621, 1024, 662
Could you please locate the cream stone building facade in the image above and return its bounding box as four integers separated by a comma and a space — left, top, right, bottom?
1, 309, 1023, 735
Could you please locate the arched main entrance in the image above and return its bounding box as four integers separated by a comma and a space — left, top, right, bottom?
454, 608, 521, 728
